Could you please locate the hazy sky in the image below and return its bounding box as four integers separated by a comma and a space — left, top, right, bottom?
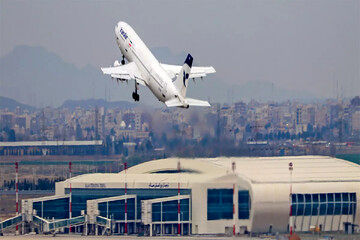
1, 0, 359, 98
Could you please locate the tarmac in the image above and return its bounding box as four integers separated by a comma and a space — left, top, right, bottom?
1, 234, 360, 240
0, 235, 264, 240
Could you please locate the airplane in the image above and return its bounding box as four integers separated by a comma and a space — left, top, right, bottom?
101, 21, 216, 108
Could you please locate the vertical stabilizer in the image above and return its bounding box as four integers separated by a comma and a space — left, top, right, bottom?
174, 54, 193, 97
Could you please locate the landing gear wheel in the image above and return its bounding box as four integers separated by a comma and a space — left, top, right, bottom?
132, 92, 140, 101
132, 80, 140, 101
121, 55, 125, 65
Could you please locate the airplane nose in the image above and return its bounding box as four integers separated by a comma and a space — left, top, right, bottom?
117, 21, 129, 31
117, 21, 126, 27
115, 22, 122, 34
115, 23, 121, 36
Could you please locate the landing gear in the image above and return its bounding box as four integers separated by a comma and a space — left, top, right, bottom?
132, 80, 140, 101
132, 92, 139, 101
121, 55, 125, 65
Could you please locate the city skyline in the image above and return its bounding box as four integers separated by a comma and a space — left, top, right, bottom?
1, 96, 359, 146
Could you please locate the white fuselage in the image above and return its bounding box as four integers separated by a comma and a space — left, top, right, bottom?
115, 22, 183, 104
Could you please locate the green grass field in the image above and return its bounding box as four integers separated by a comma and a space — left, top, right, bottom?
336, 153, 360, 165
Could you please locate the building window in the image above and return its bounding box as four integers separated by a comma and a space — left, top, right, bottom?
65, 188, 191, 219
207, 189, 233, 220
291, 192, 356, 216
33, 197, 69, 219
98, 198, 136, 220
151, 199, 189, 222
312, 194, 319, 215
304, 194, 312, 216
152, 202, 161, 222
238, 190, 250, 219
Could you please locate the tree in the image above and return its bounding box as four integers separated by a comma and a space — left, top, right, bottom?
145, 140, 153, 151
350, 96, 360, 107
75, 120, 83, 140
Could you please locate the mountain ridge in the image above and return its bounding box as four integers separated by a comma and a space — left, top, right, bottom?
0, 45, 318, 107
0, 96, 36, 111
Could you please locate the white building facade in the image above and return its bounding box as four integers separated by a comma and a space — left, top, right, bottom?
50, 156, 360, 234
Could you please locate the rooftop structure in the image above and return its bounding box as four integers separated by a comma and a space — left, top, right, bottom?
0, 140, 103, 147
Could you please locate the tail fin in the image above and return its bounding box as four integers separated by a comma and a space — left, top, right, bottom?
173, 54, 193, 97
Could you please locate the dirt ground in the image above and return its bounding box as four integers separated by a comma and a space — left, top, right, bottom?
0, 191, 53, 220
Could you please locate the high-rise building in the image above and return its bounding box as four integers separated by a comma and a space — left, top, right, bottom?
294, 106, 305, 134
94, 107, 99, 140
0, 113, 14, 129
134, 112, 142, 131
305, 106, 315, 126
352, 110, 360, 132
234, 101, 247, 116
330, 104, 342, 125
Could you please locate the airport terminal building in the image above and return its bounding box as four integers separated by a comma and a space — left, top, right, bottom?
2, 156, 359, 235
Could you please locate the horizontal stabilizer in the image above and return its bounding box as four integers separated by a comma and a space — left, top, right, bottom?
161, 63, 216, 79
165, 98, 210, 108
165, 98, 183, 107
186, 98, 211, 107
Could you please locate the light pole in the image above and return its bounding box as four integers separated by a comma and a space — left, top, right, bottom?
177, 160, 181, 236
124, 162, 127, 235
289, 162, 294, 236
232, 161, 236, 237
116, 162, 129, 234
69, 161, 72, 234
15, 162, 19, 235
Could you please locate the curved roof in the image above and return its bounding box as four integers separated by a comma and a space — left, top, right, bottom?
125, 156, 360, 183
66, 156, 360, 185
125, 157, 227, 175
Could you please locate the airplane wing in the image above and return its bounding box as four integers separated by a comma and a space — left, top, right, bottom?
101, 62, 146, 86
160, 63, 216, 79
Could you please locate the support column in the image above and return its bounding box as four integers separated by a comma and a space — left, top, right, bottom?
160, 202, 163, 236
84, 219, 88, 236
189, 197, 191, 235
134, 196, 137, 234
233, 183, 235, 235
